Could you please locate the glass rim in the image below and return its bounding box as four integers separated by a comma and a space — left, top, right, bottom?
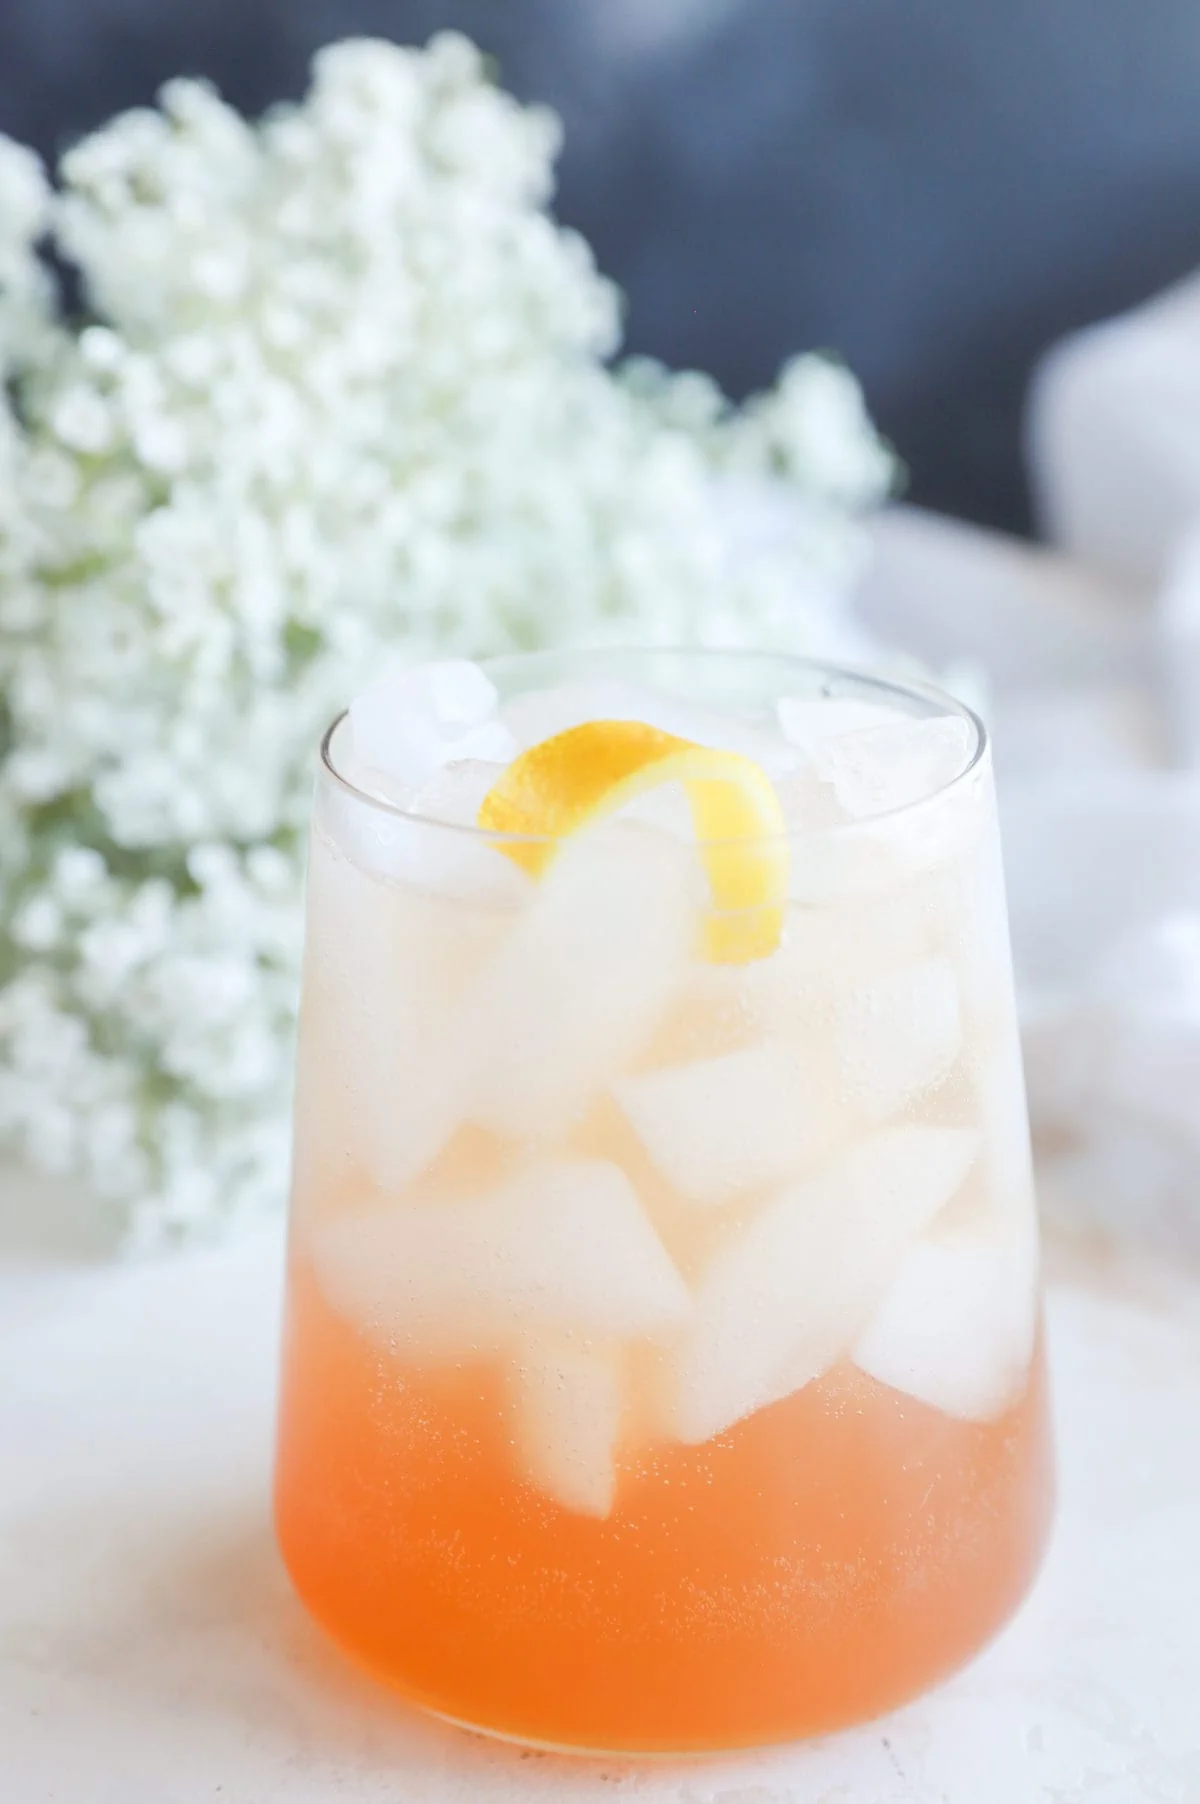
318, 647, 988, 848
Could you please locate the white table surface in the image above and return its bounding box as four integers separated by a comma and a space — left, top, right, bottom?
4, 1185, 1200, 1804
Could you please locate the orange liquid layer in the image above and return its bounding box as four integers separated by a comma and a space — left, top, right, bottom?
275, 1258, 1054, 1753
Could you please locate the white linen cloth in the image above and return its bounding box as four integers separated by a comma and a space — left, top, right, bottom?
861, 278, 1200, 1259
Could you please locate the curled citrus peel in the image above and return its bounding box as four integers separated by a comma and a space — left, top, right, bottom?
477, 719, 788, 963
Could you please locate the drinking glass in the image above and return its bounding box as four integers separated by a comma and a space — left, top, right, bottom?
274, 649, 1054, 1754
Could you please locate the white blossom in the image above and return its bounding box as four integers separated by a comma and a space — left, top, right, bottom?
0, 34, 893, 1247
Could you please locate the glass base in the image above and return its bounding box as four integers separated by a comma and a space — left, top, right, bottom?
287, 1534, 1053, 1760
419, 1703, 734, 1762
276, 1283, 1056, 1757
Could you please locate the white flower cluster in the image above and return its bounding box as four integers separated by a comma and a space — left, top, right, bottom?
0, 34, 892, 1247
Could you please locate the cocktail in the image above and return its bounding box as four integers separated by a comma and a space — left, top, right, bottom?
274, 648, 1053, 1754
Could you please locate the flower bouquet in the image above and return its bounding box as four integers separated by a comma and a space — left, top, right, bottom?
0, 34, 892, 1246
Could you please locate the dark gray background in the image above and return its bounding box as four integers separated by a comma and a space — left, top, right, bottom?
4, 0, 1200, 534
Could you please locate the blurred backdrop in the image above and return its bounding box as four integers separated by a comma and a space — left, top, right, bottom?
4, 0, 1200, 534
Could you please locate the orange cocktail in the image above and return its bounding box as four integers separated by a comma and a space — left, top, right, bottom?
275, 649, 1054, 1754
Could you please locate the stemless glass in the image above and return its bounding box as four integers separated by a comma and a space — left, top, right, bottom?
274, 649, 1054, 1755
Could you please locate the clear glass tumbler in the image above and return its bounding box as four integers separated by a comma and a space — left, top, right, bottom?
274, 649, 1054, 1754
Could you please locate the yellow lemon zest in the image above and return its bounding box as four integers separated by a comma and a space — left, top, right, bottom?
477, 719, 788, 963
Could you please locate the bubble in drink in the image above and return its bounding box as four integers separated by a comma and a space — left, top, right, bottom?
349, 657, 516, 790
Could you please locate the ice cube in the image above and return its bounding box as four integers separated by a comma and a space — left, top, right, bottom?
852, 1222, 1038, 1420
338, 765, 416, 811
308, 1158, 692, 1360
503, 679, 656, 750
778, 767, 986, 909
813, 716, 974, 820
664, 1125, 978, 1444
776, 694, 899, 755
509, 1334, 623, 1517
405, 759, 533, 906
316, 739, 532, 906
299, 827, 505, 1194
503, 679, 799, 777
614, 1037, 841, 1207
738, 879, 956, 1034
835, 956, 962, 1123
314, 724, 426, 886
411, 758, 505, 827
462, 823, 696, 1140
769, 767, 846, 836
348, 658, 516, 790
